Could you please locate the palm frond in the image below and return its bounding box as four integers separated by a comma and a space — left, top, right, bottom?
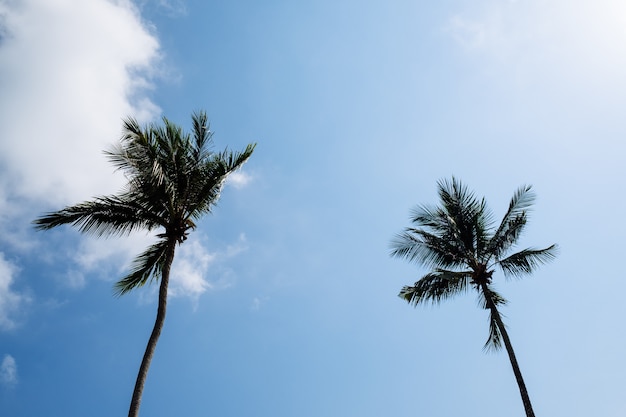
477, 285, 508, 351
114, 240, 170, 296
409, 204, 447, 230
484, 308, 504, 351
398, 270, 472, 306
221, 144, 257, 171
497, 245, 558, 278
487, 214, 528, 261
473, 206, 492, 262
107, 118, 152, 174
438, 177, 474, 215
390, 228, 467, 269
503, 185, 535, 221
437, 177, 486, 228
477, 285, 508, 309
487, 185, 534, 259
191, 110, 213, 162
108, 118, 173, 191
185, 143, 256, 218
437, 178, 493, 262
395, 179, 500, 270
33, 194, 163, 237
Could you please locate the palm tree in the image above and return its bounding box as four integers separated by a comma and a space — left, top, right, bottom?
34, 111, 255, 417
390, 178, 557, 417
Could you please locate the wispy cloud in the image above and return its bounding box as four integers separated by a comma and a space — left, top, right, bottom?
443, 1, 626, 87
169, 239, 217, 299
250, 295, 270, 312
444, 15, 489, 50
0, 354, 17, 387
0, 253, 30, 330
37, 225, 249, 304
168, 234, 249, 303
156, 0, 188, 17
72, 233, 156, 279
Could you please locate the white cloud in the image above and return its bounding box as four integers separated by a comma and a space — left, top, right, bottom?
168, 234, 249, 302
37, 228, 248, 303
250, 295, 269, 312
62, 269, 87, 290
169, 239, 216, 299
226, 170, 253, 189
0, 354, 17, 387
0, 0, 161, 213
0, 0, 163, 297
0, 253, 30, 330
39, 231, 161, 292
72, 233, 155, 276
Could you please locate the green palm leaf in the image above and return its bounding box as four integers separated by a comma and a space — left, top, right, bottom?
191, 111, 213, 162
497, 245, 558, 278
114, 239, 170, 296
399, 269, 472, 305
487, 185, 534, 259
391, 229, 466, 269
478, 286, 508, 350
33, 193, 163, 237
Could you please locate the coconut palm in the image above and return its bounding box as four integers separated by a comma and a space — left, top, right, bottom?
391, 178, 557, 417
34, 111, 255, 417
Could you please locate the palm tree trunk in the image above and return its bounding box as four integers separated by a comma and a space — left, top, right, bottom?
482, 284, 536, 417
128, 242, 176, 417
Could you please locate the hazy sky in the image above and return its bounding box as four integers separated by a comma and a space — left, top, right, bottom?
1, 1, 626, 416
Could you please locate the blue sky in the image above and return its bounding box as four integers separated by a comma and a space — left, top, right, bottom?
1, 0, 626, 416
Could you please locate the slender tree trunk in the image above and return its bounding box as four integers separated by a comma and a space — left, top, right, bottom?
128, 242, 176, 417
481, 284, 536, 417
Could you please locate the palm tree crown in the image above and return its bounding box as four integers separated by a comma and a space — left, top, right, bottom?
391, 177, 557, 417
35, 111, 255, 292
34, 111, 255, 417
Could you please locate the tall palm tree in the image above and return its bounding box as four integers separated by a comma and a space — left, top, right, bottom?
390, 178, 557, 417
34, 111, 255, 417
